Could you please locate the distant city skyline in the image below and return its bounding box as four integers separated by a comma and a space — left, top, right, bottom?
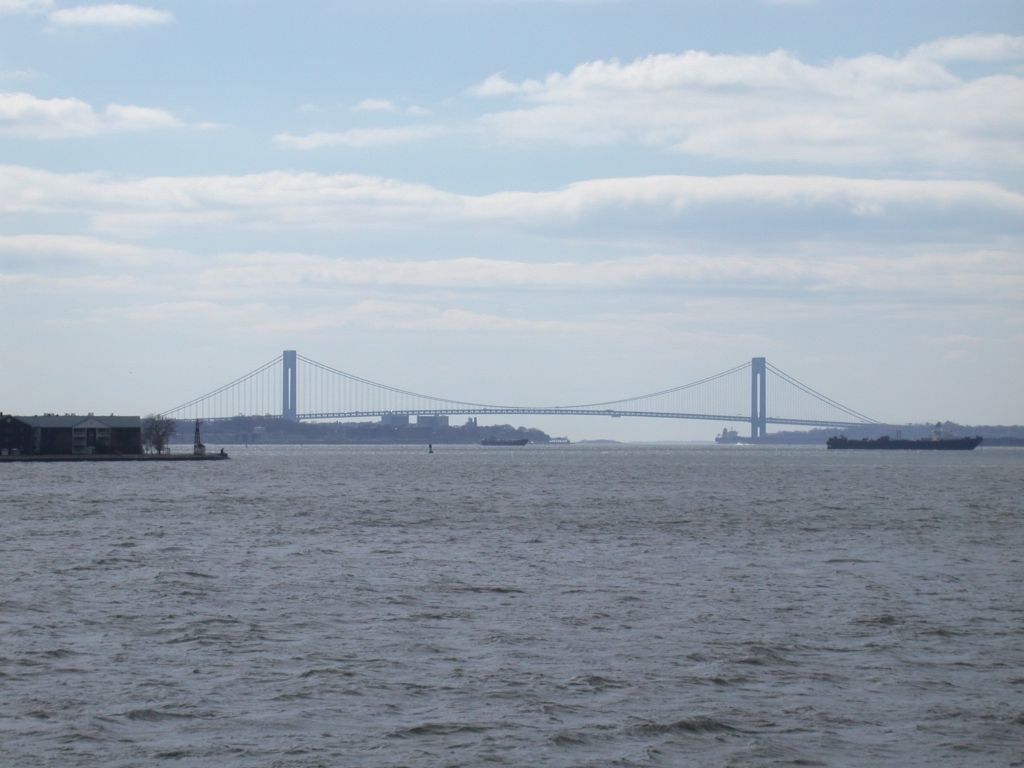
1, 1, 1021, 440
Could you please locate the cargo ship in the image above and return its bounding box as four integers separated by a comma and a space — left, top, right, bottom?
715, 428, 741, 444
481, 438, 529, 446
826, 435, 982, 450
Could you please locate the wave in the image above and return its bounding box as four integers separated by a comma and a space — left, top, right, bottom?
389, 722, 493, 737
630, 716, 741, 735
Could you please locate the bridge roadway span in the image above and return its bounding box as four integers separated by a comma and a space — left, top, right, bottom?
296, 408, 869, 429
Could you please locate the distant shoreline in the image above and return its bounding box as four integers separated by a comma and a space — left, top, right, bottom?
0, 453, 229, 463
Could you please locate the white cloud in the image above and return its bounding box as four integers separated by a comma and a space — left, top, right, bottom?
465, 175, 1024, 235
0, 233, 174, 265
281, 35, 1024, 169
0, 69, 40, 81
3, 164, 1016, 317
0, 92, 102, 138
2, 165, 1021, 239
188, 247, 1022, 304
103, 103, 181, 131
47, 3, 172, 27
910, 33, 1024, 62
298, 98, 428, 118
273, 125, 442, 150
468, 73, 542, 96
0, 0, 52, 13
5, 164, 1016, 323
14, 236, 1013, 310
470, 38, 1024, 170
251, 300, 585, 336
0, 271, 140, 294
84, 297, 586, 336
352, 98, 398, 113
0, 91, 184, 138
105, 300, 262, 324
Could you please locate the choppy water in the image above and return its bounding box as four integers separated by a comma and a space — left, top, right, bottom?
2, 444, 1022, 767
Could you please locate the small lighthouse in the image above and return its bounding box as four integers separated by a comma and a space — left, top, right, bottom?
193, 419, 206, 456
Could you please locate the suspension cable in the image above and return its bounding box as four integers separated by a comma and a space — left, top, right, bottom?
299, 355, 752, 411
766, 363, 878, 423
298, 354, 510, 409
159, 356, 280, 417
555, 361, 751, 409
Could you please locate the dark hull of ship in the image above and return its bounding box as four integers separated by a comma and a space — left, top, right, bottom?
827, 436, 982, 450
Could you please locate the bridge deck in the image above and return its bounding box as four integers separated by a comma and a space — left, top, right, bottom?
295, 409, 869, 429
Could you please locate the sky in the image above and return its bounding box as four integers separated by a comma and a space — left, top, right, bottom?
1, 0, 1022, 441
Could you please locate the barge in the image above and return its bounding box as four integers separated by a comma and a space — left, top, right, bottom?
826, 435, 982, 451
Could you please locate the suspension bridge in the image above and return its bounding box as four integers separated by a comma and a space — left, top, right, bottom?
159, 351, 878, 438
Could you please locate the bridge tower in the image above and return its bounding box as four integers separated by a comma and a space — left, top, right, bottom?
750, 356, 767, 439
282, 350, 298, 422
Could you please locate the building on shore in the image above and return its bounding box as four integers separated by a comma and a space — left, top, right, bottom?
0, 413, 143, 456
0, 414, 34, 455
416, 414, 449, 428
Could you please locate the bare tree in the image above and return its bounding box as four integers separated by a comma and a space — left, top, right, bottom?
143, 415, 177, 455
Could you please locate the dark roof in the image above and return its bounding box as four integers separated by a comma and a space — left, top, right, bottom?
18, 415, 142, 429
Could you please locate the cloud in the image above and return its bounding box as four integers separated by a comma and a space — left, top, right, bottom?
84, 296, 585, 336
0, 91, 183, 138
910, 33, 1024, 62
273, 125, 442, 150
469, 37, 1024, 171
0, 272, 140, 294
6, 164, 1015, 333
352, 98, 398, 113
0, 69, 40, 81
0, 0, 52, 13
0, 166, 465, 236
246, 300, 586, 336
188, 247, 1022, 304
468, 73, 542, 96
0, 233, 175, 266
926, 334, 985, 347
464, 175, 1024, 243
2, 165, 1021, 240
103, 103, 181, 131
47, 3, 173, 27
103, 300, 262, 324
286, 35, 1024, 169
10, 234, 1016, 311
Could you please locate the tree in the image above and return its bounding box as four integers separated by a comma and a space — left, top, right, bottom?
143, 415, 177, 455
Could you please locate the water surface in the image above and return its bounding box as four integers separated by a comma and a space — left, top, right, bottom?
3, 444, 1022, 766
